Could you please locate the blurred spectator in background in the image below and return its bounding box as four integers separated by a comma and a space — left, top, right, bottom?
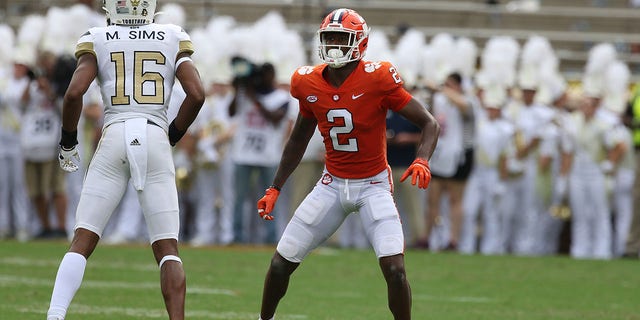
0, 58, 32, 241
425, 72, 476, 251
20, 51, 68, 239
597, 61, 636, 258
538, 77, 571, 256
610, 121, 635, 257
188, 82, 235, 246
564, 95, 623, 259
502, 79, 551, 255
460, 86, 513, 255
228, 58, 289, 244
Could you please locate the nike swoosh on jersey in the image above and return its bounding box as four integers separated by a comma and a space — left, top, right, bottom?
352, 93, 365, 99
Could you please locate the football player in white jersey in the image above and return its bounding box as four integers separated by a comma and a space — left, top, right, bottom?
47, 1, 204, 319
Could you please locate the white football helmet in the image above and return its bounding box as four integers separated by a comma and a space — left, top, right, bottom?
318, 8, 370, 68
103, 0, 157, 25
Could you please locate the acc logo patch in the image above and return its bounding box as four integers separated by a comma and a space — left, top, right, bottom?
306, 95, 318, 103
321, 173, 333, 185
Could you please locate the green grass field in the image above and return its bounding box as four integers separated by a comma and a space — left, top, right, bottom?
0, 240, 638, 320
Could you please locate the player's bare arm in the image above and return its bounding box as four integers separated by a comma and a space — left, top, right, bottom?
257, 113, 317, 220
62, 53, 98, 133
169, 52, 205, 146
397, 97, 440, 160
397, 97, 440, 189
58, 53, 98, 172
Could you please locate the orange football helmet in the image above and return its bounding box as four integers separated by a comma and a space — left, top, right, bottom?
318, 8, 370, 68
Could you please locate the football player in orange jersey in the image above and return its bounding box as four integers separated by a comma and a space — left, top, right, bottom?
256, 8, 439, 320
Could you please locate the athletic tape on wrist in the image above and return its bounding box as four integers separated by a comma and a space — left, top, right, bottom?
168, 120, 186, 146
59, 128, 78, 148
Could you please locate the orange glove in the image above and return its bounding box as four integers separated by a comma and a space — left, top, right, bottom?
257, 186, 280, 220
400, 158, 431, 189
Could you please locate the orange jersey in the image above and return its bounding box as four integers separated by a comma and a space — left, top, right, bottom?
291, 60, 412, 178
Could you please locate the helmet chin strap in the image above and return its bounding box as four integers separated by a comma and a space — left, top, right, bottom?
327, 49, 347, 68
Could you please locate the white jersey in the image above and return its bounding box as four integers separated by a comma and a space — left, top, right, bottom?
474, 111, 514, 169
0, 76, 28, 157
429, 92, 473, 176
564, 111, 618, 165
229, 88, 291, 166
503, 101, 555, 174
75, 23, 194, 131
20, 82, 61, 162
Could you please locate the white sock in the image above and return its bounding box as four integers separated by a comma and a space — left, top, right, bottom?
47, 252, 87, 319
259, 317, 274, 320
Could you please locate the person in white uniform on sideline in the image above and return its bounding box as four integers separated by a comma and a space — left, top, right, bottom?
610, 123, 635, 257
460, 85, 514, 255
502, 80, 554, 255
189, 82, 235, 246
0, 58, 31, 241
562, 95, 624, 259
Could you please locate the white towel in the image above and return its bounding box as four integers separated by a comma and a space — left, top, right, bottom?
124, 118, 148, 190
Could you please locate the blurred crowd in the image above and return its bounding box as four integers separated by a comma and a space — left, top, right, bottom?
1, 2, 640, 260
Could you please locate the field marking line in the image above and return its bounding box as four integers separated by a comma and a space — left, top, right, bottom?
0, 256, 157, 271
0, 275, 236, 296
13, 304, 308, 319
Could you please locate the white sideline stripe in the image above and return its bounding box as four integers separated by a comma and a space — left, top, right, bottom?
414, 294, 498, 303
0, 275, 236, 296
15, 304, 308, 319
0, 257, 157, 271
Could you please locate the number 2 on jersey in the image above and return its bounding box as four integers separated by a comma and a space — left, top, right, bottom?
110, 51, 166, 105
327, 109, 358, 152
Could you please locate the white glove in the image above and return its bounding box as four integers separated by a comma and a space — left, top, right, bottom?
58, 145, 81, 172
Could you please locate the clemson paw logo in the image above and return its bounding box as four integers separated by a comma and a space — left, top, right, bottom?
321, 173, 333, 185
297, 66, 315, 75
364, 62, 382, 73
